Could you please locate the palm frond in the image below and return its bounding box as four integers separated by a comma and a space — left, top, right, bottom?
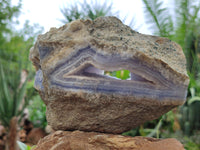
142, 0, 173, 37
60, 0, 117, 23
60, 2, 82, 23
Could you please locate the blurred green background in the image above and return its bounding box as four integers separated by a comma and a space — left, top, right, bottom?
0, 0, 200, 149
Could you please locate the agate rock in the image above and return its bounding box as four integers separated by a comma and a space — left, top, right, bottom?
29, 16, 189, 133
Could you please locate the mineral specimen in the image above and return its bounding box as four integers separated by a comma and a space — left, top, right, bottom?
30, 16, 189, 133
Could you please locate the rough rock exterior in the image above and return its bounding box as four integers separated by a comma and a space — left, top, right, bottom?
30, 16, 189, 133
33, 130, 185, 150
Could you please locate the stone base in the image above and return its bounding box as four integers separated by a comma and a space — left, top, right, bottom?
33, 130, 185, 150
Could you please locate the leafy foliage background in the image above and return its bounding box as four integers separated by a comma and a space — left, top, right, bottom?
0, 0, 200, 149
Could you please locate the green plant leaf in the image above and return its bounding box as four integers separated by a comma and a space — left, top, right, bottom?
0, 65, 11, 114
60, 0, 117, 23
17, 141, 28, 150
147, 115, 163, 138
115, 70, 130, 80
188, 96, 200, 105
15, 78, 28, 115
190, 87, 195, 97
142, 0, 172, 37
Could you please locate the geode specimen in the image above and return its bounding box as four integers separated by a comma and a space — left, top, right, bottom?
29, 16, 189, 133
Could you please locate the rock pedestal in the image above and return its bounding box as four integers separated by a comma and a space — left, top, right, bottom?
33, 130, 185, 150
30, 16, 188, 149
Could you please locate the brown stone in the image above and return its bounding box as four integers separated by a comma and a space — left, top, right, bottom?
18, 129, 26, 142
33, 130, 185, 150
30, 16, 189, 133
0, 125, 5, 150
26, 128, 46, 145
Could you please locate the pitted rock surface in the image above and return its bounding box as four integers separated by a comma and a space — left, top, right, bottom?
33, 130, 185, 150
30, 16, 189, 133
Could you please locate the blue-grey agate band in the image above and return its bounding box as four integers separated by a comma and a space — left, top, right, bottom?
36, 46, 188, 101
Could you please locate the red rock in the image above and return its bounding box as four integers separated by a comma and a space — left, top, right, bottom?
26, 128, 46, 145
18, 129, 26, 142
33, 130, 185, 150
0, 125, 5, 136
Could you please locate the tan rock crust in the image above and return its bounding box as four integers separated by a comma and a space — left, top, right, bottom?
33, 130, 185, 150
30, 17, 188, 83
30, 16, 189, 133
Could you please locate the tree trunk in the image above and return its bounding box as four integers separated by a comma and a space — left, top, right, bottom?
5, 117, 19, 150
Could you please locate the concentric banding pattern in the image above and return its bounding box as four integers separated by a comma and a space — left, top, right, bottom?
36, 46, 187, 101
